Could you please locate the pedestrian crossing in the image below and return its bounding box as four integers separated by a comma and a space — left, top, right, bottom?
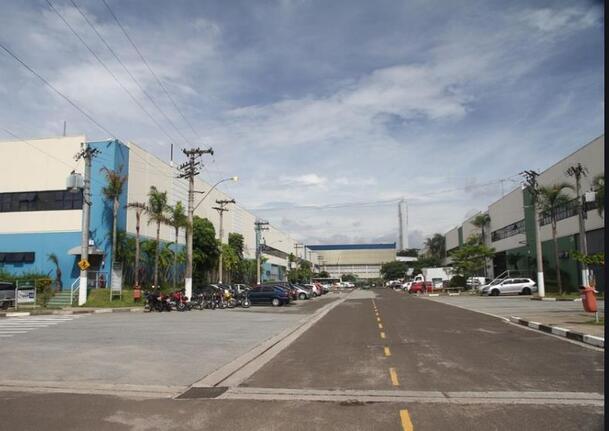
0, 315, 84, 338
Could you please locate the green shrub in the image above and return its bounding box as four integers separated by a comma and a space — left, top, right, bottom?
448, 275, 466, 288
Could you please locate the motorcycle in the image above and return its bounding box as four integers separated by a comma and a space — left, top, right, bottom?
169, 290, 190, 312
234, 290, 251, 308
144, 291, 171, 312
191, 291, 216, 310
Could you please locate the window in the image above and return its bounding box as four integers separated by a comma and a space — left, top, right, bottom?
491, 219, 525, 242
262, 286, 274, 292
0, 190, 83, 213
0, 252, 35, 263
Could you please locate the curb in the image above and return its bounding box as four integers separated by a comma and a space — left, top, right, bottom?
509, 316, 604, 348
530, 297, 582, 302
0, 307, 144, 318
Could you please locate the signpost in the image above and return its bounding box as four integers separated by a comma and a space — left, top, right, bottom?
15, 280, 36, 309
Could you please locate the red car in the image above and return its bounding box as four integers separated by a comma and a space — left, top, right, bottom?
408, 281, 432, 294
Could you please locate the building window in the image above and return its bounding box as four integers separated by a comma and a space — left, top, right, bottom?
0, 252, 35, 263
0, 190, 83, 213
538, 196, 601, 226
491, 219, 525, 242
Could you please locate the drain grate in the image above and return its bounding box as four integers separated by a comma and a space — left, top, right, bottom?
176, 386, 228, 399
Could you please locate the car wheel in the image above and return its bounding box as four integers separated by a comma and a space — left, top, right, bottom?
299, 293, 306, 300
272, 298, 280, 307
490, 289, 500, 296
522, 287, 531, 295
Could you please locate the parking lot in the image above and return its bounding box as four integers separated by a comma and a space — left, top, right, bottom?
0, 292, 342, 396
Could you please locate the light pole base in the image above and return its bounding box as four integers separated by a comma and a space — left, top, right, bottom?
537, 271, 545, 298
78, 275, 87, 306
185, 277, 192, 300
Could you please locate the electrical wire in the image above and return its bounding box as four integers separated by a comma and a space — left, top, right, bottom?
44, 0, 179, 150
69, 0, 191, 149
100, 0, 202, 142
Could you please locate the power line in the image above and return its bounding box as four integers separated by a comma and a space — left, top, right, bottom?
69, 0, 191, 149
44, 0, 179, 149
100, 0, 202, 142
0, 41, 116, 138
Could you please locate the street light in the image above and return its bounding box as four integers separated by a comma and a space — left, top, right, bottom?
185, 176, 238, 298
194, 176, 238, 211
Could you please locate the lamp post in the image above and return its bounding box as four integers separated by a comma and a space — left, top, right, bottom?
185, 176, 238, 298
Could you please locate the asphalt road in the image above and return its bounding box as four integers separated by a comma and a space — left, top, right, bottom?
0, 288, 604, 430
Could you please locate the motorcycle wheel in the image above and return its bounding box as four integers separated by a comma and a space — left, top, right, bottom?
241, 299, 251, 308
176, 302, 187, 312
227, 299, 236, 308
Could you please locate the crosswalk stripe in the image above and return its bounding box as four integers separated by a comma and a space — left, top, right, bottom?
0, 315, 82, 338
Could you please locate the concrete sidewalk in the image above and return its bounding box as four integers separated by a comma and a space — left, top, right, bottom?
420, 294, 605, 338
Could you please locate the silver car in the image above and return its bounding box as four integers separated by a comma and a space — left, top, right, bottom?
0, 281, 15, 310
481, 278, 537, 296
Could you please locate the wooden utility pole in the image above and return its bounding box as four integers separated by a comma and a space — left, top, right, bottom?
213, 199, 235, 283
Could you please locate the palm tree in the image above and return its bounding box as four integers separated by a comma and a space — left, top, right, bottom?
145, 186, 169, 289
471, 213, 491, 277
126, 202, 146, 288
101, 166, 128, 274
537, 182, 574, 294
47, 253, 62, 291
167, 201, 188, 288
592, 174, 604, 216
424, 233, 445, 261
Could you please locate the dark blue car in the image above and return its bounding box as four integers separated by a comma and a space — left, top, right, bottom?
247, 285, 290, 306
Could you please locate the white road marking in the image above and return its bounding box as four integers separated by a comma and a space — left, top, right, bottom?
0, 315, 83, 338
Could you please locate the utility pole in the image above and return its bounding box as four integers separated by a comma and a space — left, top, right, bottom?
179, 147, 213, 299
255, 219, 269, 284
566, 163, 589, 287
521, 170, 545, 298
213, 199, 235, 283
74, 143, 99, 306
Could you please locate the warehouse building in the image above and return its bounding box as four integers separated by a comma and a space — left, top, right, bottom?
0, 135, 309, 290
306, 243, 396, 279
445, 135, 605, 292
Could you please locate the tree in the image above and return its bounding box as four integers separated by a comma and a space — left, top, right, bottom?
126, 202, 146, 288
145, 186, 169, 289
424, 234, 445, 260
288, 260, 313, 283
592, 174, 604, 216
47, 253, 62, 290
317, 270, 330, 278
167, 201, 188, 288
397, 248, 419, 257
537, 182, 574, 294
101, 166, 127, 272
341, 273, 357, 282
380, 261, 409, 280
471, 213, 491, 276
450, 237, 495, 283
221, 243, 239, 283
228, 233, 245, 260
192, 216, 220, 281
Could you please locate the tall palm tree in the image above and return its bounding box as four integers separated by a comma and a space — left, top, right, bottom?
537, 182, 574, 295
146, 186, 169, 289
471, 213, 491, 277
592, 174, 604, 216
126, 202, 147, 288
167, 201, 188, 288
424, 233, 445, 261
101, 166, 128, 274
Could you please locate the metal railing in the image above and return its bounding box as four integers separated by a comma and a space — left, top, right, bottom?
70, 278, 79, 304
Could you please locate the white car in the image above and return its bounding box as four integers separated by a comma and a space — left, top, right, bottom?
481, 278, 537, 296
402, 281, 412, 292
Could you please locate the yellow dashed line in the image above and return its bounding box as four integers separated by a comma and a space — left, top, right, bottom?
378, 323, 383, 329
380, 332, 386, 339
389, 367, 400, 386
377, 317, 381, 322
384, 346, 391, 357
400, 409, 413, 431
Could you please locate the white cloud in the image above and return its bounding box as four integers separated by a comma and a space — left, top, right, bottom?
279, 173, 327, 186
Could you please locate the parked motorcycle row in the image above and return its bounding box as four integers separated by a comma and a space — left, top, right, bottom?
144, 281, 334, 312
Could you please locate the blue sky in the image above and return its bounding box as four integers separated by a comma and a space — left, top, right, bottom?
0, 0, 604, 247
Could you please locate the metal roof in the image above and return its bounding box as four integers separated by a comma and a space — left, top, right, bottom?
306, 243, 396, 251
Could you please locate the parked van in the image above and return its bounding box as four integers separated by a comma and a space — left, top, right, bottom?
0, 281, 15, 310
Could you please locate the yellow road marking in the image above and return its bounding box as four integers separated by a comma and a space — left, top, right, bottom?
377, 317, 381, 322
400, 409, 413, 431
380, 332, 386, 339
384, 346, 391, 356
389, 367, 400, 386
378, 323, 383, 329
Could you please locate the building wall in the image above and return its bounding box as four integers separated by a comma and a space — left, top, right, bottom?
488, 187, 526, 253
445, 227, 459, 252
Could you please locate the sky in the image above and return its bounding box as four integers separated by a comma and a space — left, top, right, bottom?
0, 0, 604, 248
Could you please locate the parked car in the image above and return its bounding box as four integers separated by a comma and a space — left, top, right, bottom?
402, 281, 412, 292
408, 280, 432, 294
467, 277, 491, 289
248, 285, 291, 306
481, 278, 537, 296
0, 281, 15, 310
306, 283, 322, 297
293, 284, 311, 300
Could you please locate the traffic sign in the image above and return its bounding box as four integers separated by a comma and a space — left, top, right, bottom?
78, 259, 90, 271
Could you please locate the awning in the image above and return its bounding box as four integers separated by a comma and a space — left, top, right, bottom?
67, 245, 105, 256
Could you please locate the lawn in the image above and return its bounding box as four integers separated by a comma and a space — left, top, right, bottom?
84, 288, 144, 308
